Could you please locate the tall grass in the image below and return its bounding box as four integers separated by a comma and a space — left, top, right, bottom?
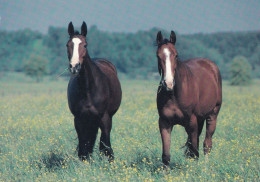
0, 75, 259, 181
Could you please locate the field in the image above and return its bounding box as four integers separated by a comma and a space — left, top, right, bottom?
0, 74, 259, 181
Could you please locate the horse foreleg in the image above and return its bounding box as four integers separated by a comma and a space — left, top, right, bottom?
185, 114, 199, 158
204, 115, 217, 155
99, 113, 114, 161
75, 117, 99, 160
159, 117, 173, 166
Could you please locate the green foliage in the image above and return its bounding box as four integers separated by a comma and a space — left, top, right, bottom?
43, 27, 68, 74
0, 78, 259, 181
192, 32, 260, 77
0, 28, 259, 79
229, 56, 252, 85
0, 29, 42, 72
24, 54, 48, 82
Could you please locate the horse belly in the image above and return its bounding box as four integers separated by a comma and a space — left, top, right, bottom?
197, 100, 216, 117
108, 78, 122, 113
196, 73, 220, 116
97, 61, 122, 114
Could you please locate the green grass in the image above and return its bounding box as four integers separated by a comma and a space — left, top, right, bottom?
0, 74, 259, 181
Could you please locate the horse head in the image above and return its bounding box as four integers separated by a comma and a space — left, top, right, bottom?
156, 31, 178, 91
66, 21, 88, 74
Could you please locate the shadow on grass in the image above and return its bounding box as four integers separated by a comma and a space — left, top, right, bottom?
127, 149, 185, 176
31, 151, 70, 172
41, 152, 66, 171
30, 147, 186, 175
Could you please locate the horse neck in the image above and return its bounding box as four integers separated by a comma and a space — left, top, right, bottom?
174, 60, 192, 93
78, 54, 101, 93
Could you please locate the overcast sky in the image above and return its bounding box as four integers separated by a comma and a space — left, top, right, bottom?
0, 0, 259, 34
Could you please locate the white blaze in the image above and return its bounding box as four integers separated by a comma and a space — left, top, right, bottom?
163, 48, 174, 88
70, 38, 82, 67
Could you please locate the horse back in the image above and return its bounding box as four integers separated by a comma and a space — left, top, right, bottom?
93, 58, 117, 75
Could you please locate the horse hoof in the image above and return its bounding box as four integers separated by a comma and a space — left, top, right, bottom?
184, 149, 199, 159
78, 155, 88, 161
78, 152, 92, 161
100, 150, 114, 162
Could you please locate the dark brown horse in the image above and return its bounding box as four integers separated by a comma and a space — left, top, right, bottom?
156, 31, 222, 165
66, 22, 122, 160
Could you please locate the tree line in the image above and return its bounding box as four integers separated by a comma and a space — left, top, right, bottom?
0, 26, 259, 79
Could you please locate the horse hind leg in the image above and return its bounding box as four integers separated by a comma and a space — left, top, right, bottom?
203, 114, 217, 155
99, 113, 114, 161
204, 102, 221, 155
74, 117, 99, 161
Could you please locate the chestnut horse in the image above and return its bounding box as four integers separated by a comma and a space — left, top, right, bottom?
156, 31, 222, 165
66, 22, 122, 160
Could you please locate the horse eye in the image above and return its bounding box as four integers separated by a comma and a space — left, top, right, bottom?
84, 45, 87, 48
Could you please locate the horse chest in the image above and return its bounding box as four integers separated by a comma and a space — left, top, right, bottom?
161, 102, 184, 120
68, 94, 101, 117
79, 99, 99, 115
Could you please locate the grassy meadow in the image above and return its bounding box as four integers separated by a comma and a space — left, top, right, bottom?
0, 73, 259, 181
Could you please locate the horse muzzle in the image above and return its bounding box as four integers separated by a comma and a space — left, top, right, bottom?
69, 63, 81, 74
162, 79, 175, 91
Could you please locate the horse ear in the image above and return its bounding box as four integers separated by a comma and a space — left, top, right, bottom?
81, 21, 87, 37
156, 31, 163, 45
68, 22, 74, 37
170, 31, 176, 45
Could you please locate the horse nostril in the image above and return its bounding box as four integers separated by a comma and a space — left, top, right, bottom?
69, 64, 72, 68
76, 63, 81, 69
163, 80, 166, 86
